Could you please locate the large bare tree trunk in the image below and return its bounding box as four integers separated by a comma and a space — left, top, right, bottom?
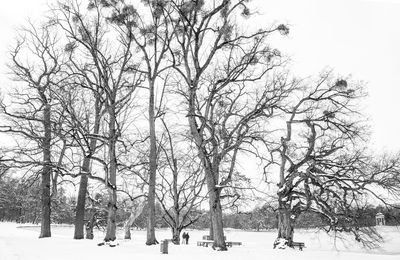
209, 211, 214, 240
187, 90, 226, 250
277, 207, 294, 245
207, 182, 226, 250
124, 202, 145, 239
74, 102, 101, 239
171, 227, 181, 245
104, 189, 117, 241
274, 132, 295, 248
104, 111, 118, 241
74, 160, 89, 239
146, 81, 157, 245
39, 104, 52, 238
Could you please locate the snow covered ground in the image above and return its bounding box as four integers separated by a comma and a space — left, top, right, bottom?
0, 222, 399, 260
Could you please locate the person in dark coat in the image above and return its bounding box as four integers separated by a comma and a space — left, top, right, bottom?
185, 232, 190, 244
182, 232, 187, 244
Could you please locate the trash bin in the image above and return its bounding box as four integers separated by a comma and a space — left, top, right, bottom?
160, 240, 168, 254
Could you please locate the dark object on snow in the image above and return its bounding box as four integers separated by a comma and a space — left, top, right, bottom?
97, 239, 119, 247
273, 239, 305, 251
197, 241, 214, 247
182, 232, 187, 244
226, 241, 242, 247
185, 232, 190, 244
160, 240, 168, 254
291, 242, 305, 251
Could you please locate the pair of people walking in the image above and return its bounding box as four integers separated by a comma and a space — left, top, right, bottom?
182, 232, 190, 244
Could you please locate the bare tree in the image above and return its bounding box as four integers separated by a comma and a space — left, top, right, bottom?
0, 21, 66, 238
167, 0, 290, 250
264, 72, 400, 248
103, 0, 175, 245
156, 119, 206, 244
55, 0, 143, 241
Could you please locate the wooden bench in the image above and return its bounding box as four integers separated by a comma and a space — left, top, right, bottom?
226, 241, 242, 247
291, 242, 305, 251
197, 240, 242, 248
197, 240, 214, 247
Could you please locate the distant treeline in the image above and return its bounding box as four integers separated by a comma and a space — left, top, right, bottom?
220, 205, 400, 230
1, 175, 399, 229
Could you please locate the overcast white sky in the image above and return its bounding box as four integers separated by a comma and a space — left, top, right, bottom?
1, 0, 400, 152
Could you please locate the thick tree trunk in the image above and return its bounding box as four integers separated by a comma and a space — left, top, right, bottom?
39, 104, 52, 238
74, 159, 89, 239
208, 185, 226, 250
186, 88, 226, 250
104, 189, 117, 241
74, 102, 100, 239
146, 81, 157, 245
275, 203, 295, 248
209, 211, 214, 240
124, 202, 145, 239
104, 110, 118, 241
171, 227, 181, 245
85, 210, 96, 239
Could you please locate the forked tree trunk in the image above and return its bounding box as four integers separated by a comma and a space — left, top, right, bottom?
39, 104, 52, 238
146, 80, 157, 245
276, 203, 295, 247
124, 202, 145, 239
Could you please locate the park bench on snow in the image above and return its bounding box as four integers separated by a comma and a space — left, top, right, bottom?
273, 238, 305, 250
197, 239, 242, 248
291, 242, 305, 251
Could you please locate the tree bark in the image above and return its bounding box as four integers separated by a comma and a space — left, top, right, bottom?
171, 227, 181, 245
209, 211, 214, 240
104, 189, 117, 241
74, 101, 101, 239
276, 203, 295, 247
74, 160, 89, 239
207, 184, 226, 250
171, 158, 180, 245
146, 80, 157, 245
39, 104, 52, 238
124, 202, 145, 239
85, 210, 96, 239
104, 109, 118, 241
187, 88, 226, 250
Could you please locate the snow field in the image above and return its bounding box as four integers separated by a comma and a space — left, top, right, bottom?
0, 223, 399, 260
